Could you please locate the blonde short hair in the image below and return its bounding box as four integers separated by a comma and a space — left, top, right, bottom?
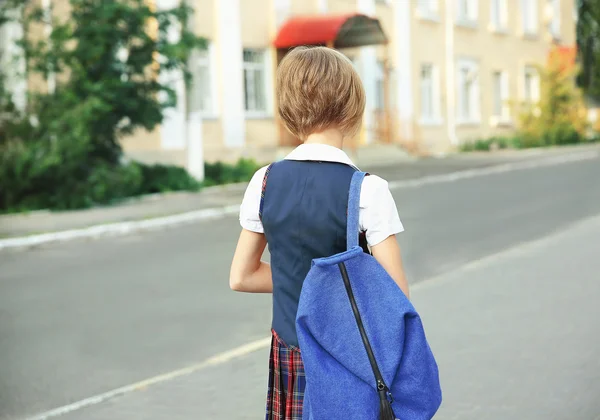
277, 46, 366, 140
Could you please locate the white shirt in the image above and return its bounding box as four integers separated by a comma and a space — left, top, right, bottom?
239, 143, 404, 246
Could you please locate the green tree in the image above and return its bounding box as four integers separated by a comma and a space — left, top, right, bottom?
0, 0, 205, 211
576, 0, 600, 99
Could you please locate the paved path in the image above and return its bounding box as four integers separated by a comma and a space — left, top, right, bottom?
1, 149, 599, 419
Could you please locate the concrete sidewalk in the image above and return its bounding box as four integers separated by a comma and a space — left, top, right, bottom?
43, 214, 600, 420
1, 144, 598, 241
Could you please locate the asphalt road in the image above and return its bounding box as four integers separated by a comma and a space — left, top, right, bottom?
1, 151, 600, 419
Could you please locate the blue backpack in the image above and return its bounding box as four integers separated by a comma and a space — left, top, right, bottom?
296, 171, 442, 420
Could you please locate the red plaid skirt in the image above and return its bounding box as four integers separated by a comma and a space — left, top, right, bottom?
265, 329, 306, 420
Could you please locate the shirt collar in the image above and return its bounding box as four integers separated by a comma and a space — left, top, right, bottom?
284, 143, 358, 168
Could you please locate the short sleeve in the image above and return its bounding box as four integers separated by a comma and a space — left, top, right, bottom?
239, 166, 268, 233
359, 175, 404, 247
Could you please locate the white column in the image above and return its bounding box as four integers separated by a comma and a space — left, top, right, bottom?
357, 0, 377, 144
41, 0, 56, 94
186, 111, 205, 180
156, 0, 186, 150
215, 0, 245, 148
0, 7, 27, 111
393, 0, 413, 143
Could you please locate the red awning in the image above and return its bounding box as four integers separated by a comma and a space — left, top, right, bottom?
274, 14, 387, 49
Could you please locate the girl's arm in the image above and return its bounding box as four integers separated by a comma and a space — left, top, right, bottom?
229, 229, 272, 293
371, 235, 410, 299
360, 175, 409, 299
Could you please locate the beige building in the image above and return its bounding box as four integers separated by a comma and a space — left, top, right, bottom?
0, 0, 577, 173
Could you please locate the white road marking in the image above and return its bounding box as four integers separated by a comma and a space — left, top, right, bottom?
1, 150, 597, 251
26, 337, 272, 420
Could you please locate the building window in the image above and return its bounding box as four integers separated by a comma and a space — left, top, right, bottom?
421, 64, 434, 119
547, 0, 561, 39
243, 49, 268, 114
420, 63, 441, 124
457, 0, 478, 26
457, 59, 480, 124
492, 71, 504, 116
523, 65, 540, 103
521, 0, 539, 35
492, 71, 510, 123
190, 44, 215, 115
490, 0, 508, 31
417, 0, 439, 20
375, 61, 385, 111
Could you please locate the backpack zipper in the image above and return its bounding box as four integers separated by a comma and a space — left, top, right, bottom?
338, 262, 394, 405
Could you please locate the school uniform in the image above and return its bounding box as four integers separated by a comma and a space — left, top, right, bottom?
239, 143, 404, 420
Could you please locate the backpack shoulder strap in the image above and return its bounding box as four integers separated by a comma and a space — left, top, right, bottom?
258, 163, 275, 222
346, 171, 367, 250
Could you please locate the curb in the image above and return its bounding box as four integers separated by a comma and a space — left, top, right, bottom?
1, 149, 598, 252
0, 205, 240, 251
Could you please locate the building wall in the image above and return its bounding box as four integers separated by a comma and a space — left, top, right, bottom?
559, 0, 576, 45
240, 0, 279, 155
4, 0, 579, 166
410, 0, 448, 153
408, 0, 578, 154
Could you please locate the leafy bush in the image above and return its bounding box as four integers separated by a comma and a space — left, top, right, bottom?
204, 158, 261, 187
459, 137, 513, 152
137, 163, 201, 194
0, 148, 258, 212
517, 48, 589, 145
541, 122, 586, 146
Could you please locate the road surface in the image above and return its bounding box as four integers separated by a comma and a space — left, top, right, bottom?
1, 151, 599, 419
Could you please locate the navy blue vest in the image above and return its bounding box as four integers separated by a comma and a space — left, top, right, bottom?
260, 160, 357, 347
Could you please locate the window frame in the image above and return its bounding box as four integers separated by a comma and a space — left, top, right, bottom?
456, 58, 481, 125
548, 0, 561, 40
419, 62, 443, 126
520, 0, 539, 36
375, 60, 386, 112
489, 0, 508, 33
522, 65, 540, 103
242, 48, 271, 118
416, 0, 440, 22
490, 70, 511, 126
456, 0, 479, 28
190, 42, 218, 118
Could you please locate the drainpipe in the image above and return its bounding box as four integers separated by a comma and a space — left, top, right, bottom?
445, 0, 458, 146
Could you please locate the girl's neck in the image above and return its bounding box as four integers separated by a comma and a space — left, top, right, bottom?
304, 129, 344, 149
